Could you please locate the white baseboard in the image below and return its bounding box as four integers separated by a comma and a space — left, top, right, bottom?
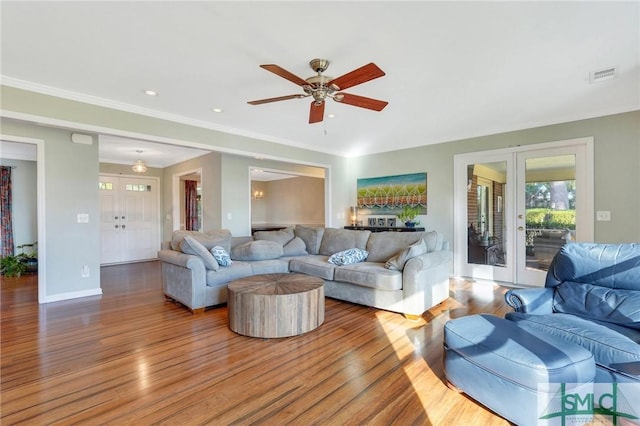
41, 288, 103, 304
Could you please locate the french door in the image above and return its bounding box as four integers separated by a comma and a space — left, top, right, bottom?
100, 175, 160, 264
454, 138, 593, 287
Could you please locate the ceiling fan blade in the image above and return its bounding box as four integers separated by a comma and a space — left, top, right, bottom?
309, 101, 325, 124
260, 64, 309, 87
334, 93, 388, 111
327, 63, 385, 91
247, 94, 306, 105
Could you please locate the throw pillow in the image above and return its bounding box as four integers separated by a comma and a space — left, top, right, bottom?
231, 240, 284, 261
181, 235, 219, 271
328, 248, 369, 266
211, 246, 232, 267
171, 229, 232, 252
282, 237, 308, 256
253, 227, 295, 245
385, 238, 427, 270
294, 225, 325, 255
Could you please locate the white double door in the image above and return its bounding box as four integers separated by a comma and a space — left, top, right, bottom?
100, 175, 160, 264
454, 138, 593, 287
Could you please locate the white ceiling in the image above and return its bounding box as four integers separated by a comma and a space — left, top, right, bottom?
1, 1, 638, 164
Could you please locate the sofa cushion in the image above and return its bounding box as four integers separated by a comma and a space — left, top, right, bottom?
205, 262, 253, 286
171, 229, 232, 252
289, 255, 336, 280
211, 246, 232, 267
319, 228, 371, 256
282, 237, 308, 256
249, 259, 290, 275
328, 248, 369, 266
365, 231, 423, 262
294, 225, 325, 255
422, 230, 443, 252
553, 282, 640, 330
334, 263, 403, 291
385, 238, 427, 270
506, 312, 640, 379
253, 227, 295, 245
180, 236, 219, 271
231, 240, 283, 261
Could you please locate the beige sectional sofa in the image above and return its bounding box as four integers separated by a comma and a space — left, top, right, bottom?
158, 225, 452, 318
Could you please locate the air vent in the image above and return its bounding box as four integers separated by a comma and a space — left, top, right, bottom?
590, 67, 617, 83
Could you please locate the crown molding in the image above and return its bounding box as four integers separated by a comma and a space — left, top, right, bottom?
0, 76, 344, 157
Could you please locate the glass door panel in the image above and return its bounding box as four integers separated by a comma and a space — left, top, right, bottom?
516, 150, 581, 286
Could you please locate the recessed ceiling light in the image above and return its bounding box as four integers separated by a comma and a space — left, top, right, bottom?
143, 89, 158, 96
212, 108, 224, 113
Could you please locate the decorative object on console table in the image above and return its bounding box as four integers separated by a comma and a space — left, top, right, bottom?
397, 205, 421, 228
343, 226, 424, 233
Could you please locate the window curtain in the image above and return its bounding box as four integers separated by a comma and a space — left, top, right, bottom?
185, 180, 199, 231
1, 166, 14, 257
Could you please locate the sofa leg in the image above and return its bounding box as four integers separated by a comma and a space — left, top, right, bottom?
404, 313, 422, 321
191, 308, 205, 314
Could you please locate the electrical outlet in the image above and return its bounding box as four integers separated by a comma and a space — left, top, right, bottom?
227, 213, 232, 220
82, 265, 90, 277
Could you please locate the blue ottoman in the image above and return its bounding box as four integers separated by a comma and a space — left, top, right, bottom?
444, 314, 595, 425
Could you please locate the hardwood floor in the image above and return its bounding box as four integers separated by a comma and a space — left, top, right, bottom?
1, 262, 513, 425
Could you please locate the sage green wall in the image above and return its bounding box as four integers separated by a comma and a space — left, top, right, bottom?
1, 118, 101, 298
350, 110, 640, 245
162, 152, 222, 238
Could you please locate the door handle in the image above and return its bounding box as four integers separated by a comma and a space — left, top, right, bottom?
518, 226, 524, 231
115, 225, 119, 228
114, 216, 118, 220
518, 214, 524, 219
121, 216, 125, 219
122, 225, 126, 229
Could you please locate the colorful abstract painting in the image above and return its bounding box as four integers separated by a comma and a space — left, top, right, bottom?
357, 172, 427, 214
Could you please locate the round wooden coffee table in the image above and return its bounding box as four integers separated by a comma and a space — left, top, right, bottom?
227, 273, 325, 338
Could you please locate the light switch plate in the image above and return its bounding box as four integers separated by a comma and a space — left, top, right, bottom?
596, 211, 611, 221
77, 213, 89, 223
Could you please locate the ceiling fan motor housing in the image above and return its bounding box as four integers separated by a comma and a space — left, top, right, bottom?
309, 58, 330, 73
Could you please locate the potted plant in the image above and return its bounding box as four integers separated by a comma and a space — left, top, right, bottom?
397, 205, 421, 227
525, 230, 541, 256
1, 255, 27, 278
17, 242, 38, 273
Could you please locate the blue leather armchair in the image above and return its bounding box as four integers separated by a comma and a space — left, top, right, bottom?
505, 243, 640, 383
444, 243, 640, 425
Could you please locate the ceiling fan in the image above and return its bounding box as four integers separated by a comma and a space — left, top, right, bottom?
247, 59, 388, 124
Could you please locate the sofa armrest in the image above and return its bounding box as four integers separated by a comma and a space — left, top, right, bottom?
158, 249, 207, 312
504, 288, 554, 314
402, 250, 453, 315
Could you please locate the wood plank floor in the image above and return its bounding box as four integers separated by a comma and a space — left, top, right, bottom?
1, 262, 513, 425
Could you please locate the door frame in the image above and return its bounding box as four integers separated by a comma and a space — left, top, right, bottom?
454, 137, 594, 285
172, 168, 202, 232
0, 134, 46, 302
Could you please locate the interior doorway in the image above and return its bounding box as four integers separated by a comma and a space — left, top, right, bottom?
0, 135, 46, 302
454, 137, 593, 287
250, 168, 325, 232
